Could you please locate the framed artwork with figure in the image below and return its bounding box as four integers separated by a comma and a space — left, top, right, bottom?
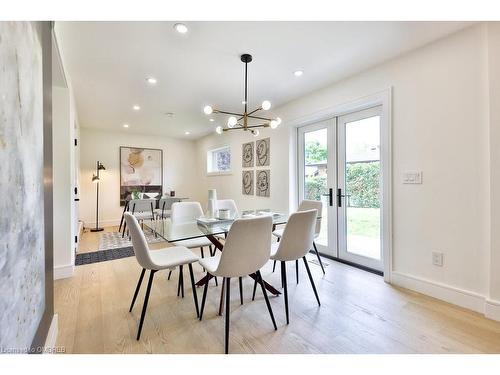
256, 137, 270, 167
242, 142, 254, 168
120, 146, 163, 205
256, 169, 270, 197
242, 170, 254, 195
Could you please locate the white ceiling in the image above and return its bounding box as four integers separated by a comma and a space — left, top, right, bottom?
55, 21, 472, 139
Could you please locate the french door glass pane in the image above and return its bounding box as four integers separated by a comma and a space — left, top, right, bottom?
303, 128, 328, 246
345, 116, 381, 260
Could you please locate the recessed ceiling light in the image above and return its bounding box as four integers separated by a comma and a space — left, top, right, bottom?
174, 23, 188, 34
209, 118, 215, 122
185, 131, 190, 135
293, 70, 304, 77
146, 77, 157, 85
123, 124, 129, 128
133, 105, 141, 111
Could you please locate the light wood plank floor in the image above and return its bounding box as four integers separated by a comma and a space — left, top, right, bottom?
56, 228, 500, 354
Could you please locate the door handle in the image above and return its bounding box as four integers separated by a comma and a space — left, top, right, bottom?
322, 188, 334, 206
337, 189, 351, 208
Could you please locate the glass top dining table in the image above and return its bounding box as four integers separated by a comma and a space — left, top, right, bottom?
144, 209, 289, 244
143, 209, 297, 297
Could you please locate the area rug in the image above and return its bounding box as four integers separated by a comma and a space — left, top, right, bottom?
75, 247, 135, 266
98, 229, 163, 251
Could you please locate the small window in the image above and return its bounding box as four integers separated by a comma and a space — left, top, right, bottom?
207, 146, 231, 175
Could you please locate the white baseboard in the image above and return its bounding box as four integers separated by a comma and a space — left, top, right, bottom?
43, 314, 58, 353
391, 271, 489, 316
54, 264, 75, 279
485, 299, 500, 321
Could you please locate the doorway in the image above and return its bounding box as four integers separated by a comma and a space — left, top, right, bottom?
298, 105, 385, 272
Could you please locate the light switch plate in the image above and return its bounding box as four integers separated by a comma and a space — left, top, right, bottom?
403, 171, 423, 184
432, 251, 443, 267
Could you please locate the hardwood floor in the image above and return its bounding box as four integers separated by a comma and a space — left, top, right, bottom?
55, 227, 500, 354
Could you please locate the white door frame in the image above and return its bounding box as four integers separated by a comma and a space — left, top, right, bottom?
291, 88, 392, 282
297, 118, 337, 257
337, 105, 384, 271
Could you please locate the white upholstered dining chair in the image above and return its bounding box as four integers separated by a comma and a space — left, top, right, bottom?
121, 198, 156, 238
170, 201, 215, 258
124, 213, 200, 340
255, 209, 320, 325
272, 200, 325, 279
155, 197, 182, 219
169, 202, 217, 286
213, 199, 239, 245
198, 215, 277, 354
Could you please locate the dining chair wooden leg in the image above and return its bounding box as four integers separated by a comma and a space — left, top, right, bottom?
122, 221, 127, 238
199, 273, 210, 321
238, 277, 243, 305
224, 277, 231, 354
251, 278, 258, 301
209, 245, 214, 256
296, 259, 299, 284
129, 268, 146, 312
256, 270, 277, 330
313, 242, 326, 275
188, 263, 199, 318
281, 261, 289, 324
303, 256, 321, 306
218, 277, 225, 316
167, 269, 173, 280
214, 276, 218, 286
137, 270, 156, 340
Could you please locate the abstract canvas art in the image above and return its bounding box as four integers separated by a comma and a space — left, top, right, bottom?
256, 137, 270, 167
120, 147, 163, 205
256, 170, 270, 197
0, 21, 45, 350
242, 142, 254, 168
242, 170, 254, 195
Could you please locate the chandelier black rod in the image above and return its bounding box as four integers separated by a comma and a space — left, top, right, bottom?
244, 59, 248, 114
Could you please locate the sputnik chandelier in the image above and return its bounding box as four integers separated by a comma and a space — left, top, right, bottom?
203, 54, 281, 136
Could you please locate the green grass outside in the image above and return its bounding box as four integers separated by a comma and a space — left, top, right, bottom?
347, 207, 380, 238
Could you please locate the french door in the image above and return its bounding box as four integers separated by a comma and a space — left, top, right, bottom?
298, 105, 384, 272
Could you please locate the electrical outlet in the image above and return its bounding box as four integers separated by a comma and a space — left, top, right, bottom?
432, 251, 443, 267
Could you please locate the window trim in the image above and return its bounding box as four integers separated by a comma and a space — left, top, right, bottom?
206, 145, 232, 176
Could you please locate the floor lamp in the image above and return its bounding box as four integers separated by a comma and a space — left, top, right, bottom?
91, 161, 106, 232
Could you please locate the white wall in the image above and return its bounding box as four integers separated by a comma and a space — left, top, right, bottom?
486, 22, 500, 319
195, 125, 290, 212
52, 86, 77, 279
195, 24, 500, 319
79, 128, 201, 227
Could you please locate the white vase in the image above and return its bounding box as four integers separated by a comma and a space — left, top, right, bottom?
208, 189, 217, 201
207, 199, 216, 218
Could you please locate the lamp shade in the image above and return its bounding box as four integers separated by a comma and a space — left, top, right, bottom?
98, 162, 105, 170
